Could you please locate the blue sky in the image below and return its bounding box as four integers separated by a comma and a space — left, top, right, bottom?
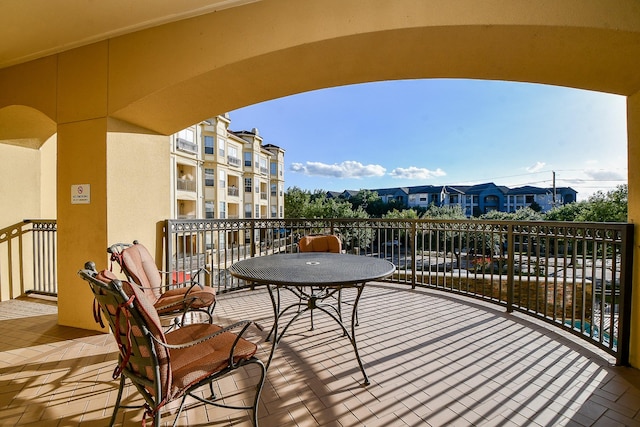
228, 79, 627, 201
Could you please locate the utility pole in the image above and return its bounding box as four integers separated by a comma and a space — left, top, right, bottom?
552, 171, 557, 207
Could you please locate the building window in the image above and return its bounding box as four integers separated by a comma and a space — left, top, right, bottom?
259, 157, 268, 174
218, 138, 225, 157
245, 203, 252, 218
219, 170, 226, 188
279, 183, 284, 196
450, 194, 459, 204
271, 183, 277, 196
279, 162, 283, 177
245, 178, 252, 193
219, 202, 226, 219
178, 128, 194, 142
204, 136, 214, 154
255, 204, 260, 218
244, 152, 252, 167
205, 168, 215, 187
270, 161, 277, 175
271, 205, 277, 218
205, 201, 214, 219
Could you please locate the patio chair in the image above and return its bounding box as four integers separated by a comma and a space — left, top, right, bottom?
298, 234, 342, 253
108, 241, 216, 328
78, 262, 266, 427
298, 235, 358, 329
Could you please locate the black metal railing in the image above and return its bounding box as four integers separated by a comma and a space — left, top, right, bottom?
0, 217, 632, 364
0, 219, 57, 299
165, 218, 633, 364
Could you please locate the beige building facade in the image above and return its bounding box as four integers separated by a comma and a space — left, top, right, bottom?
1, 0, 640, 367
170, 115, 285, 224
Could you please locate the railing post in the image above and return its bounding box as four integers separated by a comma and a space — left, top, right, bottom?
250, 221, 256, 257
506, 223, 514, 313
411, 221, 417, 289
617, 223, 634, 365
164, 220, 173, 288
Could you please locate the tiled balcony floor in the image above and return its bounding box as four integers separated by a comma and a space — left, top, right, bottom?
1, 283, 640, 426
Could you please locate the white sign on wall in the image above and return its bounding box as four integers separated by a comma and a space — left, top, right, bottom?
71, 184, 91, 204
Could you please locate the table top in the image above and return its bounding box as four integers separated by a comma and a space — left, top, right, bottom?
229, 253, 396, 287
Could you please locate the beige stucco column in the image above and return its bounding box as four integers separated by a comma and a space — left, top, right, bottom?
56, 42, 171, 331
627, 91, 640, 367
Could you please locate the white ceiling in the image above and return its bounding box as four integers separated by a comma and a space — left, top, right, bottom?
0, 0, 259, 69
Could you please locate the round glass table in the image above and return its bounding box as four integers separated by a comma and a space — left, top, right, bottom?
229, 252, 396, 385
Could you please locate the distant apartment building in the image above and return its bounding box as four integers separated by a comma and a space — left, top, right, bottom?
329, 183, 577, 216
170, 114, 285, 222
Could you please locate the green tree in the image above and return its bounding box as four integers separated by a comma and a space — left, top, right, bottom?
579, 184, 627, 222
349, 189, 380, 211
421, 204, 467, 219
284, 186, 312, 218
383, 208, 420, 219
543, 184, 628, 222
480, 207, 543, 221
543, 201, 589, 221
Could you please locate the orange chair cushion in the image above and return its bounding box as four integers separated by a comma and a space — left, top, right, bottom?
299, 235, 341, 253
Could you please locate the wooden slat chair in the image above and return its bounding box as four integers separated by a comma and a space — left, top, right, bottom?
108, 241, 216, 328
297, 234, 358, 329
78, 262, 266, 427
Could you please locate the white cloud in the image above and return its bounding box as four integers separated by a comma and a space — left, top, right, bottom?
389, 166, 446, 180
290, 161, 386, 178
584, 169, 626, 181
526, 161, 546, 173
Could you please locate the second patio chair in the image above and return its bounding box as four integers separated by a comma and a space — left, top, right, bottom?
78, 262, 265, 427
108, 241, 216, 328
298, 234, 358, 329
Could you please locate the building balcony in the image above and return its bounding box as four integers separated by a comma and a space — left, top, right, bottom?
2, 284, 639, 426
1, 218, 639, 426
228, 155, 241, 167
176, 137, 198, 154
176, 178, 196, 192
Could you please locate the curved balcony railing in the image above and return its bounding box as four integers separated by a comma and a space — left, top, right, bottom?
165, 218, 634, 365
0, 217, 632, 365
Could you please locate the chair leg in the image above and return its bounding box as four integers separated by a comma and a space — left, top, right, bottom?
209, 381, 217, 400
172, 395, 189, 427
251, 359, 267, 427
109, 375, 126, 427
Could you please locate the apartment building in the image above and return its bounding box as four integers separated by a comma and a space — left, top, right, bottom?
170, 114, 285, 222
330, 182, 577, 216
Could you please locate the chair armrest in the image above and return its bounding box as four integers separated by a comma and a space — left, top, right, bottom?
150, 320, 256, 350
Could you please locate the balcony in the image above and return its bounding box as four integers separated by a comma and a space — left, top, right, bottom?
1, 218, 639, 425
228, 155, 241, 167
176, 178, 196, 192
176, 137, 198, 153
2, 283, 640, 426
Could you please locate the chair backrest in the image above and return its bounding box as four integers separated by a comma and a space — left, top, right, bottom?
298, 234, 342, 253
79, 265, 171, 400
110, 242, 163, 301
